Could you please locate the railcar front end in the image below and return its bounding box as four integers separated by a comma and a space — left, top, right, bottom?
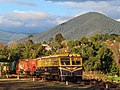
36, 54, 82, 81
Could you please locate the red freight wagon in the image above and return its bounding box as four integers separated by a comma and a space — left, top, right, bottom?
16, 59, 36, 75
28, 59, 36, 73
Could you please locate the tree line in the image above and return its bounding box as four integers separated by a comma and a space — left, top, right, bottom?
0, 33, 120, 75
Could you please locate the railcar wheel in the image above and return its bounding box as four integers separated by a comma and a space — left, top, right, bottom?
55, 75, 60, 80
75, 76, 82, 82
60, 76, 66, 81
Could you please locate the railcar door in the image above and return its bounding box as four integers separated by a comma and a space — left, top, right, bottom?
59, 57, 70, 81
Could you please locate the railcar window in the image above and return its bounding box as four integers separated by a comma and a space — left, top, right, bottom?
41, 60, 45, 66
61, 57, 70, 65
72, 57, 81, 65
44, 59, 50, 66
52, 58, 58, 65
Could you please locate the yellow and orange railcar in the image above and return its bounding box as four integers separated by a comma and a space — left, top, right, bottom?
36, 54, 82, 81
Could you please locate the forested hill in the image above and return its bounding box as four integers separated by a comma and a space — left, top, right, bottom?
19, 12, 120, 43
0, 30, 28, 44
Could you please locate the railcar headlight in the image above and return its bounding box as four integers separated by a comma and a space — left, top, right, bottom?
69, 54, 72, 57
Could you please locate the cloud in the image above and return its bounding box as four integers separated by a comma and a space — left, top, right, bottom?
51, 0, 120, 19
45, 0, 111, 2
0, 16, 22, 27
116, 19, 120, 22
0, 0, 38, 7
0, 11, 70, 33
11, 10, 50, 20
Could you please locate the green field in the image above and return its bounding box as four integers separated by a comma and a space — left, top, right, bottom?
106, 76, 120, 82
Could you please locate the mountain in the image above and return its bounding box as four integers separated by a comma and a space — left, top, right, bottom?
0, 30, 29, 44
20, 12, 120, 43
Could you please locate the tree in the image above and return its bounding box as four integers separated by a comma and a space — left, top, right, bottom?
0, 48, 7, 60
97, 45, 113, 73
7, 48, 20, 61
67, 41, 75, 48
49, 37, 54, 42
110, 62, 120, 76
90, 34, 103, 42
55, 33, 65, 44
8, 41, 18, 49
50, 42, 61, 50
0, 42, 5, 48
28, 35, 34, 44
80, 36, 88, 45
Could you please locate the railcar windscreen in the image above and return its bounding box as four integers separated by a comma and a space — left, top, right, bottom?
61, 57, 70, 65
72, 57, 81, 65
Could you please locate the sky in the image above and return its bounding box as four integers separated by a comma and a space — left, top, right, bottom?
0, 0, 120, 33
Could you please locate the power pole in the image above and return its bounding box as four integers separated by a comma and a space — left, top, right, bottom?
0, 64, 1, 77
119, 43, 120, 54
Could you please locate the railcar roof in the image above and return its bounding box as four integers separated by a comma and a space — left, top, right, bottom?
38, 54, 81, 59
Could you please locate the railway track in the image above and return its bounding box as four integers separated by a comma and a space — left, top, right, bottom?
1, 76, 120, 90
0, 73, 120, 90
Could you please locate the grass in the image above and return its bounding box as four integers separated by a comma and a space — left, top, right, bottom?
106, 76, 120, 83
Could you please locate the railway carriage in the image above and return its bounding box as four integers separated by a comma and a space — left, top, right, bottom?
0, 60, 17, 74
36, 54, 82, 81
16, 59, 36, 75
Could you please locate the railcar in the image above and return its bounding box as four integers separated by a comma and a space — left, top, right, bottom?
36, 54, 82, 81
16, 59, 36, 75
0, 62, 9, 74
0, 60, 17, 75
9, 60, 17, 74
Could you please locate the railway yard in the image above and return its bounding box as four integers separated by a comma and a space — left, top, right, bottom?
0, 53, 120, 90
0, 76, 120, 90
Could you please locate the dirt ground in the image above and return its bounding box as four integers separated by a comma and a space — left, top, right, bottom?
0, 78, 120, 90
